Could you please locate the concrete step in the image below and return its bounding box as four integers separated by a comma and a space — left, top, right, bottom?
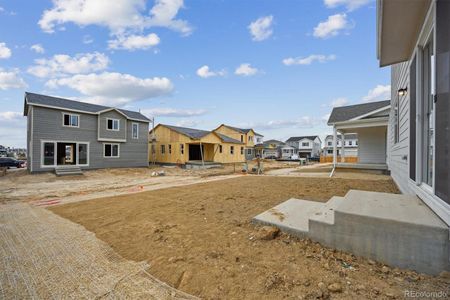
252, 198, 324, 237
309, 196, 345, 225
55, 166, 83, 176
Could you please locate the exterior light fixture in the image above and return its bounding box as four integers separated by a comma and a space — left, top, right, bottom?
398, 88, 407, 96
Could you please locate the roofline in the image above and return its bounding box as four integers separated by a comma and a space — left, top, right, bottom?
156, 123, 210, 140
97, 107, 130, 120
212, 132, 244, 144
26, 102, 150, 123
348, 105, 391, 122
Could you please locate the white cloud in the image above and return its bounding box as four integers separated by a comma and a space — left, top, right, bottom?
283, 54, 336, 66
331, 97, 349, 107
83, 35, 94, 44
39, 0, 192, 35
46, 72, 173, 106
0, 111, 22, 121
0, 69, 27, 90
313, 13, 350, 39
30, 44, 45, 54
27, 52, 109, 78
108, 33, 160, 50
142, 107, 207, 117
248, 15, 273, 41
324, 0, 373, 11
252, 116, 319, 130
322, 113, 331, 122
235, 63, 258, 76
362, 84, 391, 102
196, 65, 226, 78
175, 119, 200, 128
0, 42, 12, 59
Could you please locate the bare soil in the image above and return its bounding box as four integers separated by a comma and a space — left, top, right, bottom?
50, 176, 449, 299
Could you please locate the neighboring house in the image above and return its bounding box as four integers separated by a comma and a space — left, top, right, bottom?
285, 136, 322, 158
0, 145, 6, 157
213, 124, 263, 160
328, 100, 390, 164
24, 92, 150, 173
255, 139, 285, 158
150, 124, 245, 165
280, 145, 298, 160
322, 134, 358, 158
377, 0, 450, 224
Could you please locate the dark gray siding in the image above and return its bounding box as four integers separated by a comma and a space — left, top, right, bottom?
98, 110, 127, 141
27, 106, 32, 172
31, 106, 148, 172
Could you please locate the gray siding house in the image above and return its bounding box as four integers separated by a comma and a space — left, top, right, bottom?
24, 92, 150, 173
285, 136, 322, 158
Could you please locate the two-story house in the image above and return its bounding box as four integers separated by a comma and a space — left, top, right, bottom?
322, 133, 358, 158
213, 124, 263, 160
255, 139, 285, 159
285, 135, 322, 158
24, 92, 150, 173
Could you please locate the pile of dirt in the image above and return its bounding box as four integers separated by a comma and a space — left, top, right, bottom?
50, 176, 448, 299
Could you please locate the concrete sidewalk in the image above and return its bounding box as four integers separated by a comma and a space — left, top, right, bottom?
0, 202, 197, 299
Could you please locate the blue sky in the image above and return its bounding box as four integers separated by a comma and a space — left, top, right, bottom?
0, 0, 390, 147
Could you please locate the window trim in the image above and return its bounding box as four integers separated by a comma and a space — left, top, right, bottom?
62, 113, 80, 128
106, 118, 120, 131
131, 122, 139, 139
40, 140, 90, 168
103, 143, 120, 158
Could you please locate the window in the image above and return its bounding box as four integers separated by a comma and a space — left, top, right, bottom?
240, 135, 243, 142
168, 144, 172, 154
302, 142, 309, 147
132, 123, 139, 139
63, 113, 79, 127
328, 141, 332, 146
180, 144, 184, 154
349, 141, 352, 146
327, 149, 333, 154
247, 149, 252, 155
248, 136, 253, 142
161, 145, 165, 154
78, 143, 88, 165
240, 147, 244, 155
230, 146, 234, 154
356, 141, 358, 145
107, 119, 119, 131
43, 142, 55, 165
104, 143, 119, 157
219, 145, 223, 153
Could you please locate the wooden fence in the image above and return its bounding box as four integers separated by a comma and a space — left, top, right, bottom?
320, 156, 358, 163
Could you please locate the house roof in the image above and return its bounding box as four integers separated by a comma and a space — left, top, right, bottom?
285, 136, 319, 142
220, 124, 263, 136
327, 100, 390, 124
162, 124, 211, 139
264, 139, 285, 145
24, 92, 151, 122
215, 132, 243, 144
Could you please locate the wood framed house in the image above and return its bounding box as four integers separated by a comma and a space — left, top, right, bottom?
24, 92, 150, 173
213, 124, 263, 160
149, 124, 245, 166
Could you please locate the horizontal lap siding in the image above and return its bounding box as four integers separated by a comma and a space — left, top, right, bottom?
388, 63, 414, 194
32, 106, 148, 172
355, 127, 386, 164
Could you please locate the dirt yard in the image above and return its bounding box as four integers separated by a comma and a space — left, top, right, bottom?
50, 176, 449, 299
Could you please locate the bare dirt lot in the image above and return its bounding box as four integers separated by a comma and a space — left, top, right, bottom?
50, 176, 450, 299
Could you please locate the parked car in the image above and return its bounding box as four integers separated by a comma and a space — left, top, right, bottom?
0, 157, 25, 168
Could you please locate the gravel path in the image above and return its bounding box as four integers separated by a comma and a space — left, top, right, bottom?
0, 201, 197, 299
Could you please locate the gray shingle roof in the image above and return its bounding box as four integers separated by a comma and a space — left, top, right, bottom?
162, 124, 211, 139
223, 125, 263, 136
327, 100, 390, 124
24, 92, 150, 122
215, 132, 243, 144
264, 139, 285, 145
286, 136, 319, 142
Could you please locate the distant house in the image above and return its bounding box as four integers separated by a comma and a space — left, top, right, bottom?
24, 92, 150, 173
285, 136, 321, 158
322, 134, 358, 158
213, 124, 263, 160
150, 124, 245, 165
255, 139, 285, 158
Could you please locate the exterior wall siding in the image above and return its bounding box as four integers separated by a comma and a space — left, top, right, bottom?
354, 127, 387, 164
388, 62, 415, 194
98, 110, 127, 141
31, 106, 148, 172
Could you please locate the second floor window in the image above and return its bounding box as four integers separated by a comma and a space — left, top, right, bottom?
63, 113, 79, 127
132, 123, 139, 139
302, 142, 309, 147
240, 135, 244, 142
328, 141, 332, 146
107, 119, 119, 131
180, 144, 184, 154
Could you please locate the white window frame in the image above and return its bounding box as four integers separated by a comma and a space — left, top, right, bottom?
132, 122, 139, 139
62, 113, 80, 128
40, 140, 90, 168
103, 143, 120, 158
106, 118, 120, 131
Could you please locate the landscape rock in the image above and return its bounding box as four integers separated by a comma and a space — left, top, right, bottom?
381, 266, 390, 274
255, 226, 280, 240
327, 283, 342, 293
